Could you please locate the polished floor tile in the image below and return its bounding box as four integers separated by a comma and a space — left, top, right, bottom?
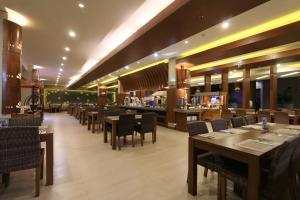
0, 113, 240, 200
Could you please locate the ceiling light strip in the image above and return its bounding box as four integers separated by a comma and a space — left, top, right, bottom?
280, 71, 300, 77
179, 10, 300, 59
120, 59, 169, 77
189, 41, 300, 71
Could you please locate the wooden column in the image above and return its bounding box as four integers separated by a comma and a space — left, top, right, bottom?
242, 67, 250, 109
204, 74, 211, 92
270, 65, 277, 110
221, 71, 229, 109
98, 84, 107, 107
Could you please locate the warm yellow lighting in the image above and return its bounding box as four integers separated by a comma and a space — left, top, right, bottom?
78, 3, 85, 8
87, 83, 98, 89
189, 42, 300, 71
180, 10, 300, 59
100, 77, 118, 84
68, 31, 76, 38
106, 85, 118, 89
62, 56, 67, 60
120, 59, 169, 77
65, 47, 70, 52
236, 78, 243, 82
256, 75, 269, 80
5, 7, 29, 26
33, 65, 44, 69
280, 71, 300, 78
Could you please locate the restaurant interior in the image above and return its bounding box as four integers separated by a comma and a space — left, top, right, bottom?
0, 0, 300, 199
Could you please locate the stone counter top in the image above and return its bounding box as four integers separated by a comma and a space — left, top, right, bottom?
120, 106, 166, 112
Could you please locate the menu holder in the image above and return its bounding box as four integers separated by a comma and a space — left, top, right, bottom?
220, 128, 249, 134
237, 139, 281, 152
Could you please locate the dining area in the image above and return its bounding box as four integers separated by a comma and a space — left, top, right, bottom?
187, 115, 300, 200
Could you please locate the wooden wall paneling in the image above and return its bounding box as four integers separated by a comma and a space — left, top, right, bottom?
98, 85, 107, 107
242, 67, 250, 109
204, 74, 211, 92
269, 65, 277, 110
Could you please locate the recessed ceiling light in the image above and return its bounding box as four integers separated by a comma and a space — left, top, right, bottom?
154, 52, 159, 57
61, 63, 64, 66
276, 64, 281, 67
221, 21, 230, 29
62, 56, 67, 60
256, 75, 269, 80
78, 3, 85, 8
65, 47, 70, 52
33, 65, 43, 69
137, 61, 140, 64
125, 66, 130, 70
236, 78, 243, 82
59, 68, 63, 72
184, 40, 189, 44
68, 30, 76, 38
40, 78, 47, 81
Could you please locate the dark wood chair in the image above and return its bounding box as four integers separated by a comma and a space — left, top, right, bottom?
273, 111, 289, 124
211, 119, 228, 132
258, 110, 272, 122
244, 115, 256, 125
290, 137, 300, 200
0, 127, 44, 197
8, 118, 42, 127
221, 109, 233, 127
116, 114, 135, 150
231, 117, 246, 128
217, 137, 300, 200
134, 112, 157, 146
186, 121, 210, 178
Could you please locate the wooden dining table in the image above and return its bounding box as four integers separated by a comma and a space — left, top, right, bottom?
188, 123, 298, 200
87, 111, 98, 133
39, 125, 54, 186
103, 115, 142, 150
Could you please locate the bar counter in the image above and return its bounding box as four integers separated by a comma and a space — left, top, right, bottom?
174, 109, 201, 131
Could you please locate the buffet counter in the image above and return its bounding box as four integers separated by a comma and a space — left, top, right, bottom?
119, 106, 167, 126
174, 109, 202, 131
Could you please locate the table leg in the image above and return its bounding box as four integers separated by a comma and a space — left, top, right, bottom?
88, 116, 91, 130
92, 116, 95, 133
247, 157, 260, 200
83, 112, 86, 125
188, 137, 198, 195
104, 122, 108, 143
112, 121, 117, 150
46, 134, 53, 185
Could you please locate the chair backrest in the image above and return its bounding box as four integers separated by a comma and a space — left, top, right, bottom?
186, 121, 209, 136
117, 114, 135, 136
244, 115, 256, 125
211, 119, 228, 132
221, 109, 233, 124
274, 111, 289, 124
290, 136, 300, 199
0, 127, 40, 173
8, 118, 42, 127
258, 110, 272, 122
231, 117, 246, 128
140, 112, 157, 133
235, 109, 247, 116
266, 137, 300, 199
104, 109, 120, 117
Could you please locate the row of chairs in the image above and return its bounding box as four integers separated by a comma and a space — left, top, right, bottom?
106, 112, 157, 150
187, 119, 300, 199
1, 117, 44, 197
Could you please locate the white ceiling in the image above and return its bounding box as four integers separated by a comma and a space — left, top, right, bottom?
0, 0, 147, 85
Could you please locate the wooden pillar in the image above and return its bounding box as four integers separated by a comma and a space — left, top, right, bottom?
242, 67, 250, 109
98, 84, 107, 107
221, 71, 229, 109
204, 74, 211, 92
270, 65, 277, 110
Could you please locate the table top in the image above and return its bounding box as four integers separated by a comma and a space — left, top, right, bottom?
190, 123, 299, 157
39, 125, 54, 135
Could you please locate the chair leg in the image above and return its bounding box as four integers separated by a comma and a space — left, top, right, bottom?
118, 136, 121, 150
203, 167, 208, 177
124, 136, 127, 145
132, 134, 135, 147
35, 167, 40, 197
40, 156, 44, 180
141, 133, 144, 146
2, 173, 10, 187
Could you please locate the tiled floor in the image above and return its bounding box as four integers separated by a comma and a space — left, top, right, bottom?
0, 113, 240, 200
